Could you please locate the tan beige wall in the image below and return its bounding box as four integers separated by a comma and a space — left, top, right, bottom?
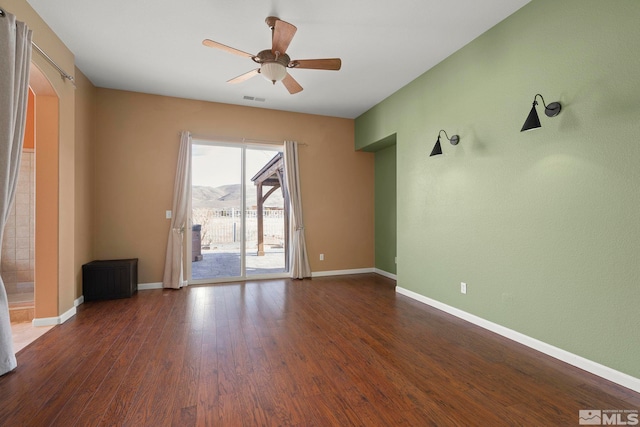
34, 94, 58, 318
74, 69, 95, 297
7, 0, 77, 316
92, 89, 374, 283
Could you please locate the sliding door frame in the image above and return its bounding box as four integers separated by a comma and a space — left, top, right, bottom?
187, 138, 288, 285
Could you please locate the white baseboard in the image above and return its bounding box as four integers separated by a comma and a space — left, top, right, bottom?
143, 273, 381, 285
396, 286, 640, 393
311, 268, 375, 278
374, 268, 397, 280
74, 296, 84, 307
32, 306, 77, 327
138, 282, 163, 290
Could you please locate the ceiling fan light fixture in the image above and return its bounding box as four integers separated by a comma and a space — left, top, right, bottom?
260, 62, 287, 84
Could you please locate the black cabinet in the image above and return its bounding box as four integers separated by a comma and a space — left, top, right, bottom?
82, 259, 138, 301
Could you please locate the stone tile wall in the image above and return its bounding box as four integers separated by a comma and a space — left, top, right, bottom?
2, 151, 35, 303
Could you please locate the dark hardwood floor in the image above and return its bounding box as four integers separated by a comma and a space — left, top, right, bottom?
1, 274, 638, 426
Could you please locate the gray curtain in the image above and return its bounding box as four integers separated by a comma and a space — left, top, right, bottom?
283, 141, 311, 279
162, 131, 192, 289
0, 11, 32, 376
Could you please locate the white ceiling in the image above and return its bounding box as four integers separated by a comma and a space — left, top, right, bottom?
26, 0, 530, 119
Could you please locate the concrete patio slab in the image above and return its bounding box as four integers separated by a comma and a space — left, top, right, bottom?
191, 247, 286, 280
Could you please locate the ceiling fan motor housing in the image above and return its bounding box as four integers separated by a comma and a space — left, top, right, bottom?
253, 50, 291, 66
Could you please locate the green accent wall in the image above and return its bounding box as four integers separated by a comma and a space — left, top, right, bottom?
355, 0, 640, 379
374, 144, 397, 275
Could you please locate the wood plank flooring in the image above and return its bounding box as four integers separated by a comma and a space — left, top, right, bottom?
0, 274, 638, 426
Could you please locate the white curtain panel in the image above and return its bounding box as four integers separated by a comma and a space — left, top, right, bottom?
283, 141, 311, 279
0, 11, 32, 376
162, 131, 192, 289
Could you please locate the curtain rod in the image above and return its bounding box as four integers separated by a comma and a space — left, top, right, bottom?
0, 7, 76, 87
186, 133, 307, 146
32, 42, 76, 87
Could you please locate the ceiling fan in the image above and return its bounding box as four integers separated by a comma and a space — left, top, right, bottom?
202, 16, 341, 94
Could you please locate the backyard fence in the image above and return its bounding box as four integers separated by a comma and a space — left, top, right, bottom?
193, 208, 285, 247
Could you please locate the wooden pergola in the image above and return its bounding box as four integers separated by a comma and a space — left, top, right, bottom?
250, 152, 289, 269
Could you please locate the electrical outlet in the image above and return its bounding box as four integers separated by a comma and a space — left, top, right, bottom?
165, 210, 172, 219
461, 282, 467, 294
320, 254, 324, 261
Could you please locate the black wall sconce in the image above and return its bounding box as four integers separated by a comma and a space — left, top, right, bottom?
521, 93, 562, 132
430, 130, 460, 156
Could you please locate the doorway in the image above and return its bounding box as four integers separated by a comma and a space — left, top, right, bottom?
5, 63, 60, 331
189, 141, 289, 283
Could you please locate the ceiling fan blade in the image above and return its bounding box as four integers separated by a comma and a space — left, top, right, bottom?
289, 58, 342, 71
227, 69, 260, 84
202, 39, 254, 58
272, 19, 297, 54
282, 72, 303, 94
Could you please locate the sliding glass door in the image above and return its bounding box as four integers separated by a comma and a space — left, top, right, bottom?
244, 148, 288, 276
189, 140, 288, 283
191, 144, 242, 279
